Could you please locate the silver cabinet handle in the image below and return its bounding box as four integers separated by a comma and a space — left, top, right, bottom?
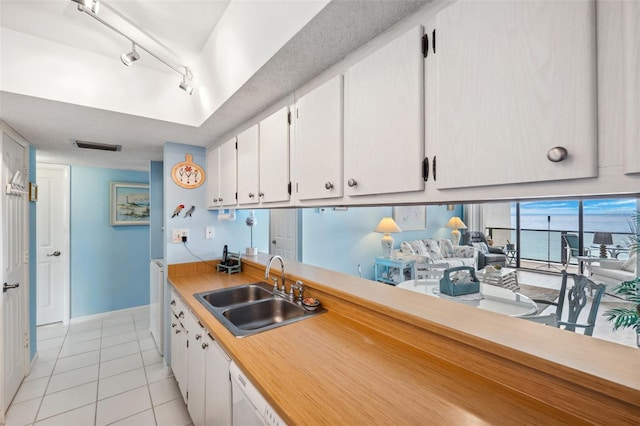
547, 147, 568, 162
178, 311, 184, 318
195, 333, 201, 340
213, 198, 218, 202
248, 193, 255, 198
47, 251, 61, 257
219, 197, 223, 202
170, 300, 176, 306
258, 192, 264, 197
324, 182, 333, 190
347, 178, 357, 187
202, 342, 209, 349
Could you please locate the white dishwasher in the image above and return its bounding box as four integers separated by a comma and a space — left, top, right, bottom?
229, 361, 286, 426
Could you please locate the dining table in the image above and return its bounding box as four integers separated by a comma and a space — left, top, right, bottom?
396, 279, 538, 317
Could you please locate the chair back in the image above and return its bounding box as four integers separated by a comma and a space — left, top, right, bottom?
414, 263, 449, 283
562, 233, 580, 256
556, 271, 605, 336
462, 231, 489, 246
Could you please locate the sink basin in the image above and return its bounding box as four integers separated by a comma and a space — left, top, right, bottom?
223, 298, 306, 331
195, 282, 325, 337
197, 283, 272, 308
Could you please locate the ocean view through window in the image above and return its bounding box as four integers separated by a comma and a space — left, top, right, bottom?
487, 198, 639, 267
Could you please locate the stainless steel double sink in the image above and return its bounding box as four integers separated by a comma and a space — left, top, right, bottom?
195, 282, 325, 337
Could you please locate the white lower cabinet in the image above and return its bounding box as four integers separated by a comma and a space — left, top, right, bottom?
186, 312, 232, 426
170, 291, 188, 403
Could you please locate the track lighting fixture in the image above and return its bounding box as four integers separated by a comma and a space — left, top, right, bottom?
179, 74, 194, 95
70, 0, 194, 95
71, 0, 99, 14
121, 43, 140, 66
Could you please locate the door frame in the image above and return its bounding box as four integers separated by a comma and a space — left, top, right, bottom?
0, 121, 31, 421
36, 163, 71, 325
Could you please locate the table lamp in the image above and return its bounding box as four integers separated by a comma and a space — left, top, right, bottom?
446, 216, 467, 246
592, 232, 613, 258
375, 217, 402, 258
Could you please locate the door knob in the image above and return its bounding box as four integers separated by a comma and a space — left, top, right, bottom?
47, 251, 61, 257
347, 178, 357, 187
3, 282, 19, 293
272, 240, 276, 244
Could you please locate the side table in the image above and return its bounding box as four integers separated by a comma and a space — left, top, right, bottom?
575, 256, 600, 276
374, 257, 414, 285
504, 249, 517, 266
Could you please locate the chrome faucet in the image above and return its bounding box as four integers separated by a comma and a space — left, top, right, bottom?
265, 255, 286, 297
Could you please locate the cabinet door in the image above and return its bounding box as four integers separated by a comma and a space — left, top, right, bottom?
344, 25, 425, 196
219, 138, 237, 207
622, 0, 640, 174
237, 125, 260, 205
206, 147, 220, 209
432, 0, 597, 189
295, 75, 343, 201
187, 312, 206, 426
259, 107, 290, 203
204, 334, 232, 426
170, 295, 188, 403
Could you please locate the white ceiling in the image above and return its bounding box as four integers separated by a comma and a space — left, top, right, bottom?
1, 0, 428, 171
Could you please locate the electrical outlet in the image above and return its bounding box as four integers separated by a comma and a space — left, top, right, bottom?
172, 229, 189, 243
206, 226, 214, 239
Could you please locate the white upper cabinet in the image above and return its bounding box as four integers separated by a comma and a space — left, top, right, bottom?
431, 0, 597, 189
237, 125, 260, 205
219, 137, 237, 207
622, 0, 640, 174
259, 106, 290, 203
206, 147, 221, 209
344, 25, 425, 197
295, 75, 344, 201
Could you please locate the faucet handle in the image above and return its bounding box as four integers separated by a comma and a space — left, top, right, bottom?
271, 277, 278, 291
294, 280, 305, 303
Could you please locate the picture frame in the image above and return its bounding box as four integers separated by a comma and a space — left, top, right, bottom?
393, 206, 426, 231
29, 182, 38, 202
110, 182, 150, 226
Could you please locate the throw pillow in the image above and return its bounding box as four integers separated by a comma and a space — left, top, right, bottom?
422, 239, 443, 260
439, 239, 455, 258
454, 246, 476, 258
621, 252, 637, 273
472, 242, 489, 254
400, 241, 415, 255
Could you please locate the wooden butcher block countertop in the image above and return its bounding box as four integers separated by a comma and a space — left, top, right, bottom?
168, 254, 640, 425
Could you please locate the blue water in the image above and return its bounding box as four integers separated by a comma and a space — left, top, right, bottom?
506, 214, 636, 263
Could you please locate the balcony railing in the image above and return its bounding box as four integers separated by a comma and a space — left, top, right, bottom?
486, 227, 635, 267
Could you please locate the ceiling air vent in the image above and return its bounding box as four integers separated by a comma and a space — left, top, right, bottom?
72, 139, 122, 152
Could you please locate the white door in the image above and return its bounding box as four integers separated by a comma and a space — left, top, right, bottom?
269, 209, 298, 261
36, 164, 70, 325
2, 129, 28, 411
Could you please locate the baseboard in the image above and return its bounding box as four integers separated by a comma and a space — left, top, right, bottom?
69, 304, 150, 324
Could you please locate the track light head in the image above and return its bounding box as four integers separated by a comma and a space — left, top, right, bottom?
121, 44, 140, 66
71, 0, 100, 14
179, 75, 194, 95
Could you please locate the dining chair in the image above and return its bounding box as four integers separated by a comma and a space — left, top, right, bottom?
523, 271, 605, 336
414, 263, 449, 283
562, 233, 591, 269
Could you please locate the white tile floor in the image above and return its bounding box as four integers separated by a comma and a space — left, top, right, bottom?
5, 307, 193, 426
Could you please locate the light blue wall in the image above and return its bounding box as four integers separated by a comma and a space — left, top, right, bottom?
149, 161, 163, 260
29, 146, 37, 360
301, 205, 462, 280
70, 166, 150, 317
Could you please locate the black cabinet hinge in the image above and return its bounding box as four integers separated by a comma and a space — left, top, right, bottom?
287, 111, 291, 125
432, 29, 436, 54
235, 141, 238, 150
422, 33, 429, 58
235, 192, 238, 200
422, 157, 429, 181
186, 340, 189, 348
287, 182, 292, 195
433, 155, 437, 181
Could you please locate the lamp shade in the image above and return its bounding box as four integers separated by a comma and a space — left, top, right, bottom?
375, 217, 402, 234
592, 232, 613, 245
446, 217, 467, 230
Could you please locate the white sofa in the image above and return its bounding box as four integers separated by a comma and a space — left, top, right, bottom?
392, 238, 478, 270
590, 254, 638, 289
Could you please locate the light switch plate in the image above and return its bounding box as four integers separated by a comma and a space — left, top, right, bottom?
206, 226, 214, 239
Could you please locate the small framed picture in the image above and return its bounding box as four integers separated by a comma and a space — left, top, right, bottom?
29, 182, 38, 202
393, 206, 427, 231
110, 182, 150, 226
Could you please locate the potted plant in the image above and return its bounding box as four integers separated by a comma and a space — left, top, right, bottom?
603, 278, 640, 347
